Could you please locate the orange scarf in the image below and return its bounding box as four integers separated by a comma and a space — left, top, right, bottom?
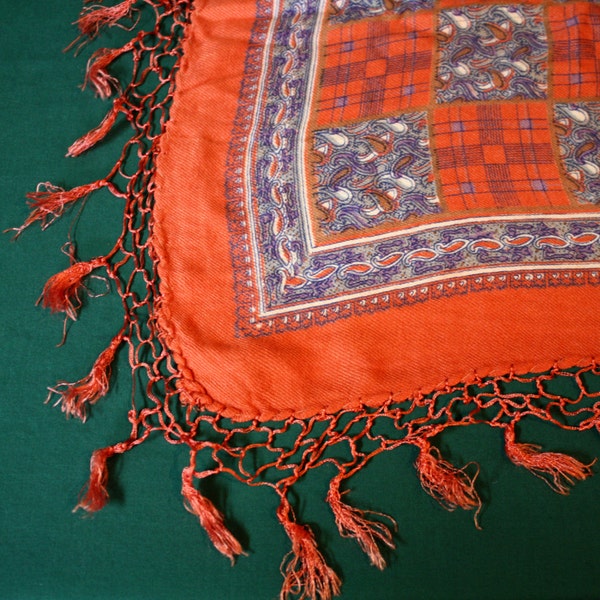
19, 1, 600, 598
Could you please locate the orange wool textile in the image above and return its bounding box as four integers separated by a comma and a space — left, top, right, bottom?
20, 1, 600, 598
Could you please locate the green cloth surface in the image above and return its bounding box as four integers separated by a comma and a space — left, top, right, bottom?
1, 2, 600, 599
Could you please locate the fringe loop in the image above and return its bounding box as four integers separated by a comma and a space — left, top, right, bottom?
181, 464, 244, 564
326, 475, 395, 570
277, 495, 341, 600
47, 331, 125, 421
504, 425, 595, 494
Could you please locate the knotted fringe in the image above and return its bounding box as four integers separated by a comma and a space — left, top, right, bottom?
414, 441, 481, 525
181, 463, 244, 564
326, 475, 395, 570
38, 255, 108, 320
13, 180, 108, 235
504, 425, 595, 494
75, 440, 133, 512
84, 42, 135, 99
48, 331, 125, 421
67, 98, 127, 157
77, 0, 138, 38
277, 495, 341, 600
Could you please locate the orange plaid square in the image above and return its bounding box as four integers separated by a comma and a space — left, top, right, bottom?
550, 3, 600, 99
316, 13, 433, 126
433, 103, 571, 211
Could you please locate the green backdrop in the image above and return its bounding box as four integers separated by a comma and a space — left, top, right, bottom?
2, 2, 600, 599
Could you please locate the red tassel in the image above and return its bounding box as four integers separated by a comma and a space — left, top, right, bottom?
48, 332, 124, 421
415, 443, 481, 517
84, 43, 134, 99
505, 426, 595, 494
277, 496, 341, 600
67, 98, 126, 157
181, 466, 244, 564
326, 477, 395, 570
39, 256, 108, 321
12, 180, 107, 235
77, 0, 137, 38
74, 446, 115, 512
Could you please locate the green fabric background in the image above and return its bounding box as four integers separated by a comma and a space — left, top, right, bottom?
1, 2, 600, 599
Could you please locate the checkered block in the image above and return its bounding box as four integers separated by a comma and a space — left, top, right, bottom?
433, 103, 571, 210
317, 12, 433, 126
550, 3, 600, 99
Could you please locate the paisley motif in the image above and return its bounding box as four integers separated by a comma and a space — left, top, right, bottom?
555, 102, 600, 205
436, 5, 548, 103
312, 113, 440, 234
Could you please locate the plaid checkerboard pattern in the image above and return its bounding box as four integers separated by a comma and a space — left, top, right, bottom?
433, 103, 570, 210
316, 13, 433, 126
550, 3, 600, 99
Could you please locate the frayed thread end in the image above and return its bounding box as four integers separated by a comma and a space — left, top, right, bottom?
277, 496, 341, 600
415, 442, 481, 527
327, 477, 395, 570
38, 256, 108, 320
48, 332, 124, 421
84, 43, 134, 99
181, 466, 244, 564
10, 180, 107, 236
505, 426, 595, 494
77, 0, 137, 38
67, 98, 126, 157
74, 446, 115, 513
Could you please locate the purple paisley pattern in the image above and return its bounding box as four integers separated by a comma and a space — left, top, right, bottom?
555, 102, 600, 205
329, 0, 433, 24
436, 5, 548, 103
312, 113, 440, 234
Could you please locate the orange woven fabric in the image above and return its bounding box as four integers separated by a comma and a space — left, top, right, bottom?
154, 0, 600, 421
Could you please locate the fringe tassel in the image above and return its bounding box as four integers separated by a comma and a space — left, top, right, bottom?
326, 476, 395, 570
48, 331, 124, 421
414, 442, 481, 520
13, 180, 108, 234
181, 465, 244, 564
504, 425, 595, 494
67, 98, 126, 157
38, 255, 108, 320
75, 446, 116, 512
84, 42, 135, 99
77, 0, 138, 38
75, 440, 136, 512
277, 495, 341, 600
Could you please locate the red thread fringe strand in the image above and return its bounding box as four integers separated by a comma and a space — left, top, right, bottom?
277, 495, 341, 600
77, 0, 138, 38
13, 180, 109, 235
38, 255, 108, 321
48, 331, 125, 421
504, 425, 595, 494
414, 442, 482, 525
326, 476, 395, 570
84, 42, 135, 99
67, 97, 127, 157
181, 464, 244, 564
